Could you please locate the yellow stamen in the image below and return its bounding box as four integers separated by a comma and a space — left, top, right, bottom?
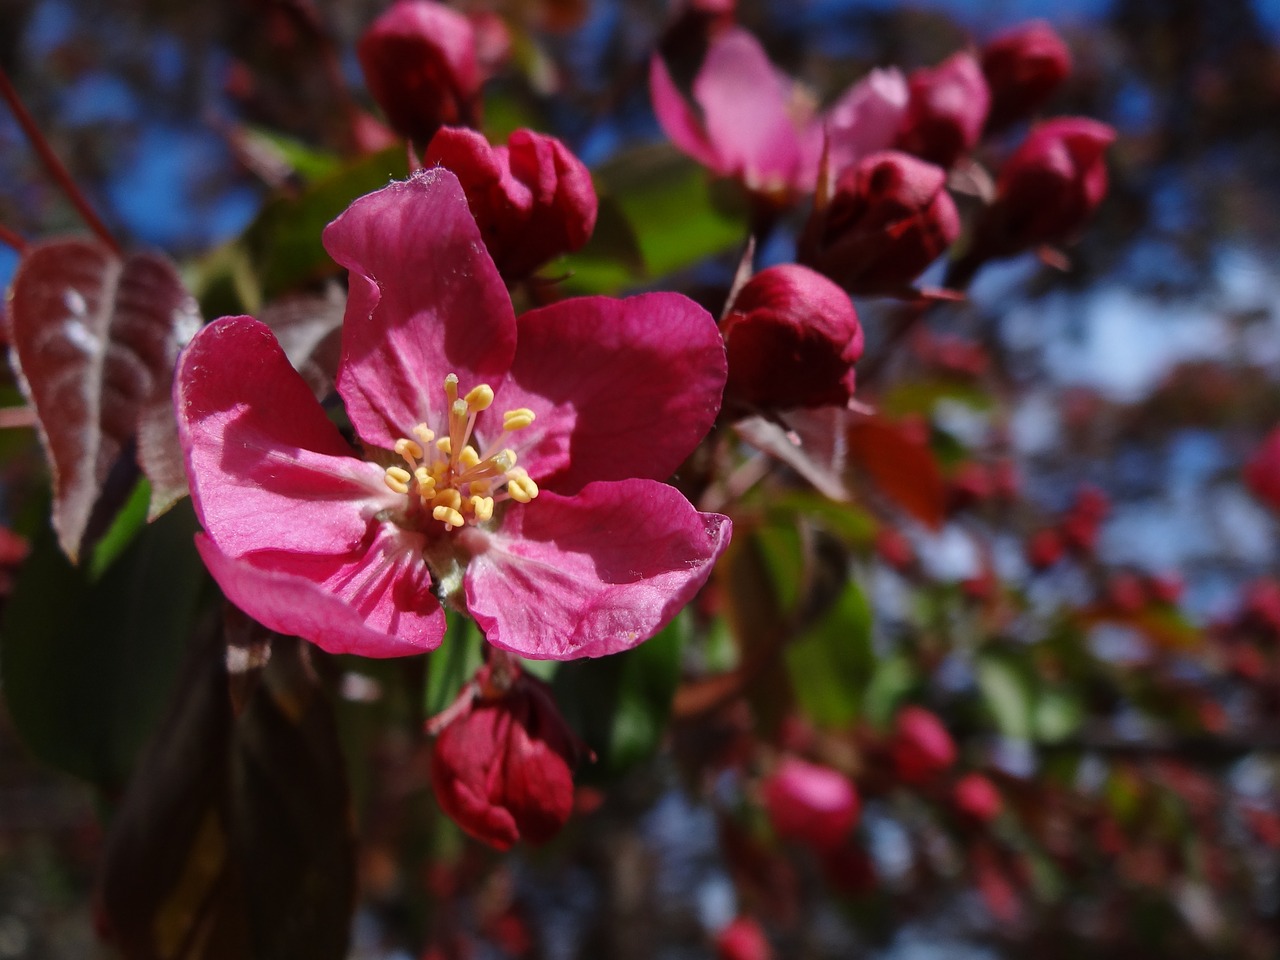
506, 468, 538, 503
433, 488, 462, 512
469, 495, 494, 522
414, 467, 435, 497
458, 445, 480, 469
412, 423, 435, 447
503, 408, 536, 431
384, 466, 412, 495
436, 437, 452, 455
465, 384, 494, 411
394, 437, 424, 464
433, 505, 465, 528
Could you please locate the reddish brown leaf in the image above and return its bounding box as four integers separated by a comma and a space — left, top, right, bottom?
845, 414, 946, 529
258, 286, 346, 399
7, 238, 201, 558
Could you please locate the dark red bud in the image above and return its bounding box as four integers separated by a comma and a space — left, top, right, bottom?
891, 706, 956, 785
430, 667, 586, 850
425, 126, 598, 281
875, 526, 915, 571
761, 756, 860, 852
981, 20, 1072, 132
716, 916, 772, 960
721, 264, 863, 411
1246, 425, 1280, 512
800, 150, 959, 296
1026, 527, 1064, 570
1147, 573, 1184, 606
896, 52, 991, 168
949, 461, 994, 510
953, 773, 1003, 824
1107, 572, 1146, 616
358, 1, 482, 144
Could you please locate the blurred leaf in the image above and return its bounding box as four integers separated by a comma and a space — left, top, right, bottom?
96, 630, 356, 960
1034, 687, 1085, 743
879, 379, 993, 418
552, 616, 685, 780
0, 501, 208, 787
242, 128, 342, 182
7, 239, 201, 559
557, 194, 645, 296
863, 654, 917, 729
258, 286, 346, 399
977, 654, 1035, 740
846, 415, 946, 530
423, 615, 483, 719
242, 146, 408, 300
766, 492, 877, 547
785, 581, 874, 727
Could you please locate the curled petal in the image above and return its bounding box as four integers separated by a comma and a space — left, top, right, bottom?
819, 67, 909, 176
649, 53, 725, 173
196, 531, 445, 657
496, 292, 726, 493
323, 169, 517, 450
464, 480, 731, 660
175, 315, 394, 559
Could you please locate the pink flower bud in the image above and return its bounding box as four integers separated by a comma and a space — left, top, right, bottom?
424, 127, 598, 281
1026, 528, 1064, 570
716, 916, 771, 960
799, 151, 959, 296
721, 264, 863, 411
430, 667, 586, 850
896, 52, 991, 168
875, 526, 915, 572
972, 117, 1115, 259
761, 756, 860, 852
891, 706, 956, 785
981, 21, 1072, 132
1246, 426, 1280, 512
358, 1, 482, 144
952, 772, 1003, 824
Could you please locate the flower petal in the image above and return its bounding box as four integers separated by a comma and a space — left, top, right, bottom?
819, 67, 910, 177
464, 480, 731, 660
322, 169, 518, 450
175, 315, 394, 559
196, 530, 445, 657
648, 53, 725, 173
494, 292, 726, 493
693, 27, 808, 191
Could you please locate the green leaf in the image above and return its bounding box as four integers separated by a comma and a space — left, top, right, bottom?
88, 477, 151, 581
785, 581, 874, 727
863, 654, 918, 729
242, 127, 342, 182
765, 492, 877, 547
423, 615, 483, 718
0, 502, 210, 787
242, 146, 409, 299
552, 616, 686, 780
976, 654, 1035, 740
1034, 687, 1085, 743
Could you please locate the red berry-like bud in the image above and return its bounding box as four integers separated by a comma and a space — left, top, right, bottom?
949, 461, 994, 510
1246, 425, 1280, 512
981, 21, 1072, 132
716, 916, 772, 960
721, 264, 863, 410
761, 756, 860, 852
1147, 572, 1184, 606
358, 1, 482, 144
799, 151, 960, 296
970, 117, 1115, 260
896, 52, 991, 168
1107, 572, 1147, 615
1026, 527, 1064, 570
875, 526, 915, 571
425, 126, 598, 281
953, 773, 1003, 824
891, 706, 956, 785
430, 666, 586, 850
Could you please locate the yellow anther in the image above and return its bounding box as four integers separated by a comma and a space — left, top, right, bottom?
384, 466, 412, 495
470, 495, 495, 522
464, 384, 495, 411
506, 468, 538, 503
503, 408, 536, 431
394, 437, 424, 463
497, 448, 517, 470
412, 423, 435, 446
458, 445, 480, 469
433, 505, 465, 528
444, 373, 459, 402
471, 480, 491, 496
436, 437, 452, 455
434, 488, 462, 512
414, 467, 435, 496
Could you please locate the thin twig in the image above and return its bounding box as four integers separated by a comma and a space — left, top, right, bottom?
0, 66, 120, 254
0, 222, 27, 253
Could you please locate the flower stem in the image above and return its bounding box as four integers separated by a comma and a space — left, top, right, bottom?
0, 66, 121, 255
0, 223, 26, 254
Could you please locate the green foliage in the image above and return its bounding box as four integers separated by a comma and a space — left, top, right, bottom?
784, 580, 874, 728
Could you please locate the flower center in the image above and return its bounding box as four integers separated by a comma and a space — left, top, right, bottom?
381, 372, 538, 532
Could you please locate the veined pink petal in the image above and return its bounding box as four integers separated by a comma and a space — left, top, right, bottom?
175, 315, 394, 559
463, 480, 731, 660
820, 67, 910, 178
649, 53, 725, 173
323, 169, 518, 451
196, 532, 445, 657
495, 292, 726, 494
693, 27, 808, 190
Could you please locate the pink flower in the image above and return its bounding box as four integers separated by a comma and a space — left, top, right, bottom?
430, 664, 585, 849
721, 264, 863, 412
650, 26, 906, 202
1246, 425, 1280, 512
716, 916, 772, 960
890, 706, 956, 785
424, 126, 597, 282
895, 52, 990, 169
358, 1, 483, 143
981, 20, 1072, 133
761, 756, 860, 852
176, 168, 731, 659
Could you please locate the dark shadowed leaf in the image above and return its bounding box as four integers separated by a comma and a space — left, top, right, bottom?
258, 286, 347, 398
6, 238, 201, 559
785, 580, 874, 728
846, 414, 947, 530
96, 626, 356, 960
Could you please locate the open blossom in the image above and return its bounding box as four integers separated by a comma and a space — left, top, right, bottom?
176, 168, 730, 659
650, 25, 906, 201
